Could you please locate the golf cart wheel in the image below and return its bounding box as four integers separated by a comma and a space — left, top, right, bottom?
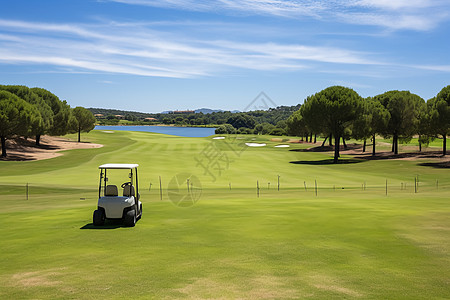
124, 209, 136, 227
93, 209, 105, 226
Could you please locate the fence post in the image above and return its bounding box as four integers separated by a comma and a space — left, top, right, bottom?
385, 179, 388, 196
315, 180, 318, 196
257, 180, 260, 198
416, 175, 419, 193
26, 183, 29, 200
159, 176, 162, 201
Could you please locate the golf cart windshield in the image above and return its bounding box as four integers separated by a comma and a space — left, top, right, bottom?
98, 164, 139, 199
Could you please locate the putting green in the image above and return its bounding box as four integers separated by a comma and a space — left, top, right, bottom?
0, 130, 449, 299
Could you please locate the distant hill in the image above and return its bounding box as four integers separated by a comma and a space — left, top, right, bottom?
161, 108, 240, 114
89, 107, 241, 117
195, 108, 221, 114
88, 107, 156, 119
194, 108, 241, 114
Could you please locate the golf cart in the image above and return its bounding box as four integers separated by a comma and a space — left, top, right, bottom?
93, 164, 142, 227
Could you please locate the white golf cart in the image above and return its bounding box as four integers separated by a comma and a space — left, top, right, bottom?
93, 164, 142, 227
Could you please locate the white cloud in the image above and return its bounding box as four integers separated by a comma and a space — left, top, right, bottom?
412, 64, 450, 72
336, 12, 438, 31
106, 0, 450, 31
107, 0, 324, 17
0, 18, 381, 78
352, 0, 437, 10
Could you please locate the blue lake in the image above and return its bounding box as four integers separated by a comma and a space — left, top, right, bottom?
95, 125, 217, 138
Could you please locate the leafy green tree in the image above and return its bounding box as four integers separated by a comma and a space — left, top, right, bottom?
286, 109, 308, 138
247, 105, 301, 125
352, 98, 390, 155
31, 88, 72, 136
276, 120, 287, 130
237, 127, 253, 134
194, 117, 205, 125
301, 86, 363, 163
300, 95, 325, 137
215, 124, 236, 134
0, 91, 41, 157
72, 107, 96, 142
175, 116, 185, 124
269, 127, 286, 136
253, 124, 263, 135
125, 114, 136, 121
0, 85, 53, 145
429, 86, 450, 155
416, 99, 434, 152
375, 91, 424, 155
351, 101, 371, 152
253, 123, 275, 135
227, 113, 256, 129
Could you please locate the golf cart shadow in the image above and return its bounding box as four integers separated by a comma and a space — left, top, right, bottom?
80, 220, 128, 230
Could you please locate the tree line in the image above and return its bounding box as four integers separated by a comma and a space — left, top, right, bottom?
90, 105, 299, 132
286, 85, 450, 163
0, 85, 95, 157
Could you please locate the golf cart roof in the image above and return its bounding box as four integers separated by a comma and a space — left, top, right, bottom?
99, 163, 139, 169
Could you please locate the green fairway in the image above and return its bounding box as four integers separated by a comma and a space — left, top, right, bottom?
0, 130, 449, 299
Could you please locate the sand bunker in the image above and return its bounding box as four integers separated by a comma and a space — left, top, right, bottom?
212, 137, 225, 140
275, 145, 290, 148
245, 143, 266, 147
1, 136, 103, 161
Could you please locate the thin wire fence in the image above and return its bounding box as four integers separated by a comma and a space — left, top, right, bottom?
3, 175, 449, 203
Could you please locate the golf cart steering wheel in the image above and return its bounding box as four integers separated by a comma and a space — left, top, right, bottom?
121, 182, 132, 188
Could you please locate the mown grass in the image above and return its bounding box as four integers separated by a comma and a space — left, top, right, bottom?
0, 130, 449, 299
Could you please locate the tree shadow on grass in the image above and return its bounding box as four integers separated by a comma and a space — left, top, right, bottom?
289, 143, 363, 153
418, 161, 450, 169
355, 150, 450, 169
80, 220, 126, 230
0, 153, 35, 161
356, 151, 439, 160
290, 158, 364, 165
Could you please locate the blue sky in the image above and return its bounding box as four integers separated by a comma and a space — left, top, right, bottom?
1, 0, 449, 113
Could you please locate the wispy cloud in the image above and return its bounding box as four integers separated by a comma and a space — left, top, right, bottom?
0, 18, 382, 78
335, 12, 439, 31
106, 0, 450, 31
352, 0, 439, 10
412, 64, 450, 72
107, 0, 325, 17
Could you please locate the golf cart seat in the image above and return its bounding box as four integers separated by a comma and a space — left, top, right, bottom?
123, 185, 135, 197
105, 185, 118, 196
